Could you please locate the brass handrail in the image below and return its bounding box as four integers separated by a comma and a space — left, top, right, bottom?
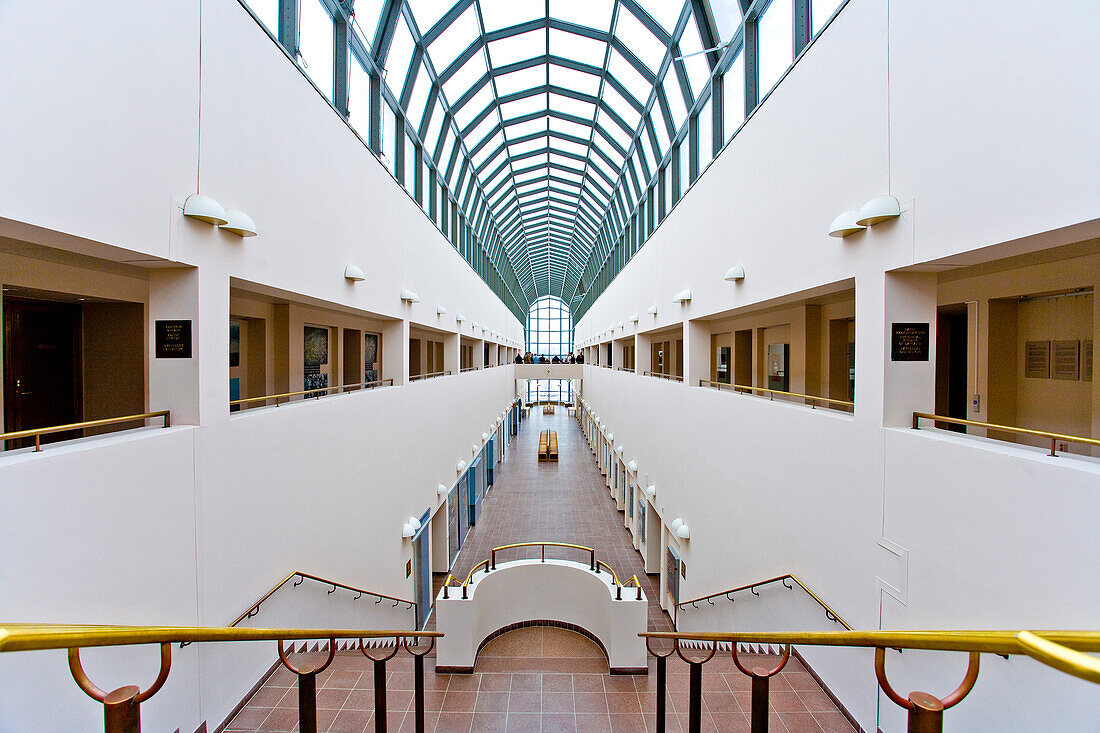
700, 379, 855, 409
639, 629, 1100, 684
643, 370, 683, 381
912, 412, 1100, 456
230, 571, 416, 627
441, 543, 642, 601
676, 573, 851, 630
0, 411, 172, 451
229, 379, 393, 407
409, 370, 451, 381
0, 623, 441, 653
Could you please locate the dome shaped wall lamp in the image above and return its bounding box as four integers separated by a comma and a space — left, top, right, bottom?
627, 460, 638, 471
647, 305, 658, 315
400, 289, 420, 303
856, 195, 901, 226
437, 305, 447, 315
673, 289, 692, 304
221, 210, 258, 237
828, 210, 866, 238
183, 194, 228, 225
724, 265, 746, 282
438, 483, 449, 498
456, 459, 467, 472
644, 485, 656, 498
344, 265, 366, 282
629, 314, 639, 323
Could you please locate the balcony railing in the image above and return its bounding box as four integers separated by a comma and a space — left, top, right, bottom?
441, 542, 642, 601
699, 379, 854, 410
409, 370, 451, 381
644, 370, 683, 381
230, 378, 393, 409
912, 412, 1099, 457
0, 623, 442, 733
1, 411, 172, 452
459, 365, 480, 373
641, 628, 1099, 733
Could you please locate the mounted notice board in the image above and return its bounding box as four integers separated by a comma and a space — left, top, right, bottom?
155, 320, 192, 358
665, 545, 681, 605
890, 323, 929, 361
1025, 341, 1051, 378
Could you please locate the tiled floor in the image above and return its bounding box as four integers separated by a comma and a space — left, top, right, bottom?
225, 410, 855, 732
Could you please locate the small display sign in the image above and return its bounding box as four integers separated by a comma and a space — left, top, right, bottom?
1083, 341, 1093, 382
155, 320, 192, 358
891, 323, 930, 361
1052, 340, 1080, 380
1025, 341, 1051, 379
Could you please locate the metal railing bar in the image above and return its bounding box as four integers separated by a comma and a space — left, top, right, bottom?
409, 370, 452, 381
699, 379, 854, 409
228, 571, 416, 628
677, 573, 851, 630
912, 412, 1099, 455
229, 379, 394, 407
0, 411, 172, 450
643, 371, 684, 381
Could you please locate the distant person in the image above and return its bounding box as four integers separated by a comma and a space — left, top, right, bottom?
540, 355, 550, 363
524, 352, 534, 363
551, 355, 561, 363
514, 353, 523, 364
567, 354, 575, 363
575, 351, 584, 364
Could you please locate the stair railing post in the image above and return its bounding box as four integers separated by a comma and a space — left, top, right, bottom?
645, 638, 677, 733
68, 643, 172, 733
360, 637, 401, 733
404, 636, 436, 733
875, 648, 981, 733
676, 641, 717, 733
278, 638, 336, 733
731, 643, 791, 733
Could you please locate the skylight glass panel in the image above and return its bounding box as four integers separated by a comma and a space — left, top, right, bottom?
636, 0, 684, 34
507, 117, 549, 140
515, 168, 545, 184
649, 110, 670, 152
589, 151, 615, 182
299, 0, 334, 99
438, 124, 457, 168
661, 71, 688, 129
550, 0, 614, 32
708, 0, 743, 42
615, 8, 666, 75
548, 29, 606, 68
499, 94, 547, 120
813, 0, 844, 34
549, 93, 595, 121
548, 116, 591, 138
428, 6, 480, 71
642, 129, 661, 173
404, 131, 417, 188
605, 50, 651, 104
758, 0, 792, 96
697, 97, 713, 169
385, 19, 416, 95
405, 68, 431, 128
410, 0, 455, 33
552, 137, 588, 157
246, 0, 280, 36
442, 52, 489, 99
424, 99, 446, 149
511, 136, 549, 157
467, 113, 500, 150
723, 51, 744, 143
548, 64, 602, 97
678, 137, 691, 189
550, 155, 583, 176
473, 136, 505, 169
488, 30, 546, 66
382, 102, 397, 167
480, 0, 543, 32
598, 108, 633, 148
602, 84, 641, 130
679, 15, 712, 98
348, 58, 371, 134
495, 65, 547, 96
454, 85, 495, 127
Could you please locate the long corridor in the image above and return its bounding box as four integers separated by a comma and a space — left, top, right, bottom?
225, 407, 855, 732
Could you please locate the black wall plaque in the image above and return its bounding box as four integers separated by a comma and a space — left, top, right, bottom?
155, 320, 192, 358
891, 322, 930, 361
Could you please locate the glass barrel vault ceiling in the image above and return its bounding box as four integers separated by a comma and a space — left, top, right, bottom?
376, 0, 726, 309
270, 0, 843, 321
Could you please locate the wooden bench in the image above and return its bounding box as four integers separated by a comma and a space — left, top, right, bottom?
538, 429, 558, 462
543, 404, 555, 414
